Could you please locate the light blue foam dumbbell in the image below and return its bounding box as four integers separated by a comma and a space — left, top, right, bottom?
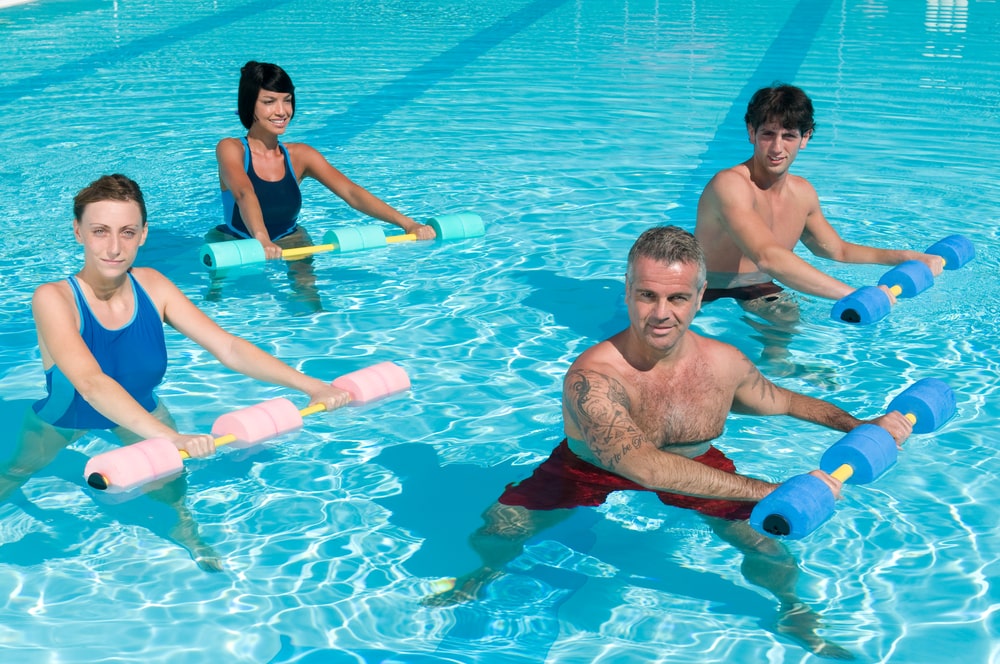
198, 214, 486, 270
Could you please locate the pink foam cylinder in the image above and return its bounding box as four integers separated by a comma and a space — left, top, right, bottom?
253, 397, 304, 435
211, 397, 303, 448
84, 437, 184, 493
332, 361, 411, 405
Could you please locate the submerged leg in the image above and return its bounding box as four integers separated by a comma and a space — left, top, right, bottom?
423, 502, 573, 606
706, 516, 855, 660
0, 409, 78, 504
739, 294, 839, 389
116, 407, 223, 573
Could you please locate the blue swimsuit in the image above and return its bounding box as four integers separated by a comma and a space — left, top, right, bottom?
33, 273, 168, 430
219, 137, 302, 240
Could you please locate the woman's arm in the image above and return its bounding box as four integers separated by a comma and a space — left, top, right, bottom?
291, 143, 436, 239
143, 269, 351, 409
31, 281, 216, 457
216, 138, 283, 258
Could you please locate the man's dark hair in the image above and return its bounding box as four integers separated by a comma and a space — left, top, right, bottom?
744, 83, 816, 136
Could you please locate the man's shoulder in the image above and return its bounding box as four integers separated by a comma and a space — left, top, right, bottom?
690, 332, 747, 369
702, 164, 754, 205
703, 163, 741, 187
566, 338, 625, 379
785, 172, 819, 197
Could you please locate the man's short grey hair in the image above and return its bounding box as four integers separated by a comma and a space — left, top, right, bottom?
626, 225, 706, 286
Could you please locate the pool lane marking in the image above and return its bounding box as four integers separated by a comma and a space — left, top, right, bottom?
302, 0, 573, 148
0, 0, 297, 105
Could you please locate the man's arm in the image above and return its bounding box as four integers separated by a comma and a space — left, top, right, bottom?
801, 210, 945, 276
563, 368, 775, 501
731, 354, 860, 432
730, 354, 913, 444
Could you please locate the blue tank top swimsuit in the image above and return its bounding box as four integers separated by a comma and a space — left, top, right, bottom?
32, 273, 168, 430
219, 137, 302, 241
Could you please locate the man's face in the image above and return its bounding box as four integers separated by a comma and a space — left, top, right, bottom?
747, 119, 811, 175
625, 256, 705, 354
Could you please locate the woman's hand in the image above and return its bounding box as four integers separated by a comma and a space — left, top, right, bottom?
171, 433, 217, 458
404, 220, 437, 240
307, 384, 353, 411
258, 238, 283, 259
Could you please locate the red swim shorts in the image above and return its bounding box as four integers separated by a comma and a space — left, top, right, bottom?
499, 439, 755, 521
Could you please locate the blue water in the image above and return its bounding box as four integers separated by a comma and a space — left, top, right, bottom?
0, 0, 998, 662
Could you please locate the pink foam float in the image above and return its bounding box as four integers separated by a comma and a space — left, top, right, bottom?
84, 361, 410, 492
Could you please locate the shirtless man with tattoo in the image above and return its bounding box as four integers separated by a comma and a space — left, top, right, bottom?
426, 226, 912, 659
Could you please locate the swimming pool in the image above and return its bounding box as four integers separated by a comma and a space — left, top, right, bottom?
1, 0, 998, 661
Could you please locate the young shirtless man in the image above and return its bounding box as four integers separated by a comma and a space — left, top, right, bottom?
695, 83, 943, 322
426, 226, 912, 658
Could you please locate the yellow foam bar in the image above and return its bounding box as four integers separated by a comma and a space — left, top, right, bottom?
385, 233, 418, 244
831, 463, 855, 482
281, 243, 338, 260
178, 403, 329, 459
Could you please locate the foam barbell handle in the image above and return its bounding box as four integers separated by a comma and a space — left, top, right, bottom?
200, 239, 340, 270
84, 362, 411, 492
279, 243, 338, 261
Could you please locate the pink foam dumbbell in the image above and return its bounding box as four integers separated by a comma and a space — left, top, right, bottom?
84, 362, 411, 492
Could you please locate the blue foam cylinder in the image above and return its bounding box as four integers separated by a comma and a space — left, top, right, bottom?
887, 378, 957, 434
830, 286, 891, 324
925, 234, 975, 270
199, 239, 266, 270
323, 225, 388, 253
750, 474, 836, 540
428, 213, 485, 240
819, 424, 898, 484
878, 260, 934, 298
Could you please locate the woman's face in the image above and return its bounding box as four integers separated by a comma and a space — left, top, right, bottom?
74, 199, 147, 278
253, 88, 294, 134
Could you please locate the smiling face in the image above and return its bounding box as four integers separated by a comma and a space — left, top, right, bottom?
252, 88, 294, 135
747, 119, 811, 178
74, 199, 147, 279
625, 256, 705, 356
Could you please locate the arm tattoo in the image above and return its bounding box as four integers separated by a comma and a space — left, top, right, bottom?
566, 369, 645, 471
740, 356, 780, 405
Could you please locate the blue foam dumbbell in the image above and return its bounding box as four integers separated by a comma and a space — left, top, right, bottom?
831, 235, 974, 324
750, 378, 957, 539
832, 261, 933, 324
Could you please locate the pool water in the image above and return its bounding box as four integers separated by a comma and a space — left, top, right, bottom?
0, 0, 998, 662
